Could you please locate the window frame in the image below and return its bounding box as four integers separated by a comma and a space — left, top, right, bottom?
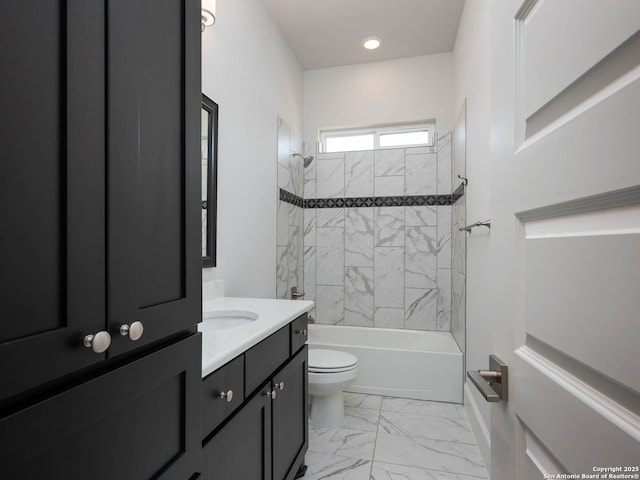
319, 122, 436, 153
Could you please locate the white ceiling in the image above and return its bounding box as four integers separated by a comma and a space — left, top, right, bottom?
260, 0, 466, 70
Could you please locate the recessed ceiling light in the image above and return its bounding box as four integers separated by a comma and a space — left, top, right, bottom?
362, 37, 382, 50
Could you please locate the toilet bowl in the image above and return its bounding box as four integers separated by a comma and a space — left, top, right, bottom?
308, 348, 359, 428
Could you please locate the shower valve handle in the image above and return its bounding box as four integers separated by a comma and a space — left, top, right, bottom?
291, 287, 305, 299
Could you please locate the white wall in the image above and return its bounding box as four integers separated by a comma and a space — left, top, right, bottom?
452, 0, 493, 465
303, 54, 454, 147
201, 0, 304, 297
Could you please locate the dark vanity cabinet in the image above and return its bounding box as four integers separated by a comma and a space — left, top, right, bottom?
0, 1, 202, 478
272, 347, 309, 480
0, 335, 202, 480
201, 315, 309, 480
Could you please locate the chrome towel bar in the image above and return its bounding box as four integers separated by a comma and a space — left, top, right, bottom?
459, 219, 491, 232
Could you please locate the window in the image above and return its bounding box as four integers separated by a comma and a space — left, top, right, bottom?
319, 122, 435, 153
325, 133, 374, 153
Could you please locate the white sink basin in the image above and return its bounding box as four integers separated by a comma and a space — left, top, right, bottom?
199, 310, 259, 332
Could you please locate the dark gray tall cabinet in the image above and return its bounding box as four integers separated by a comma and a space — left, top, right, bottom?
0, 1, 202, 478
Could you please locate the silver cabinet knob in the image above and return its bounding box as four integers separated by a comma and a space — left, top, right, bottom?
265, 390, 277, 400
219, 390, 234, 402
296, 329, 307, 336
83, 331, 111, 353
120, 321, 144, 341
277, 381, 285, 391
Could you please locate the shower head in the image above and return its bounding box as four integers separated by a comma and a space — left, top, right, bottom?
292, 152, 314, 168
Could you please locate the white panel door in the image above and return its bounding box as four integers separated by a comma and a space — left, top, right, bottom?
487, 0, 640, 477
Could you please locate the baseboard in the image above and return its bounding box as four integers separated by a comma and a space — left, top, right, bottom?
464, 382, 491, 473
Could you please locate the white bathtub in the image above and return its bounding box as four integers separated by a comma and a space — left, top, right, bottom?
308, 324, 463, 403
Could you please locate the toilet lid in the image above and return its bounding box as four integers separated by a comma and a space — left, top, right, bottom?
309, 349, 358, 372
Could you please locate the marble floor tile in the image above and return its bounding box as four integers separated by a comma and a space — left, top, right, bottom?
371, 462, 488, 480
309, 427, 377, 460
381, 397, 466, 420
378, 410, 476, 444
304, 452, 372, 480
305, 396, 487, 480
374, 433, 487, 478
343, 393, 382, 410
343, 406, 380, 432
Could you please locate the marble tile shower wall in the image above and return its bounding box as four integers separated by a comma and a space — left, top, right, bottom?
451, 110, 467, 353
451, 196, 466, 352
276, 117, 304, 300
304, 134, 452, 331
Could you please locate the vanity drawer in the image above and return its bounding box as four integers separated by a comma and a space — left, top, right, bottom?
290, 313, 308, 354
202, 354, 244, 438
245, 325, 289, 395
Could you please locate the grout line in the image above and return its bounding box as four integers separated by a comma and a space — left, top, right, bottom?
369, 394, 384, 476
342, 167, 347, 323
402, 148, 407, 330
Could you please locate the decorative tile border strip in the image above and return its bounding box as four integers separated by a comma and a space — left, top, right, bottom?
279, 183, 466, 209
304, 195, 452, 208
279, 188, 303, 208
452, 183, 465, 204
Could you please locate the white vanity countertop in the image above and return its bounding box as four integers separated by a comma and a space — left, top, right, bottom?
199, 297, 314, 378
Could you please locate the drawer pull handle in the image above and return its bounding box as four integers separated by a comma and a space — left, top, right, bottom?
265, 390, 277, 400
277, 381, 285, 391
120, 321, 144, 341
219, 390, 234, 402
296, 329, 307, 336
83, 331, 111, 353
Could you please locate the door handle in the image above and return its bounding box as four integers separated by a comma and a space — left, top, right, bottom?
467, 355, 508, 402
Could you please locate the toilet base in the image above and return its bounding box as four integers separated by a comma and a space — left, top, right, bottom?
309, 391, 345, 428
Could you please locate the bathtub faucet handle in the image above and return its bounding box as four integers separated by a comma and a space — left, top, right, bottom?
291, 286, 305, 299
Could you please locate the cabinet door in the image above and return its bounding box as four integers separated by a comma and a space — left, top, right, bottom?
272, 346, 308, 480
203, 387, 273, 480
0, 0, 107, 403
0, 334, 202, 479
107, 0, 202, 356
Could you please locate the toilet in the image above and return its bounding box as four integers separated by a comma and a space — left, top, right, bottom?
308, 348, 359, 428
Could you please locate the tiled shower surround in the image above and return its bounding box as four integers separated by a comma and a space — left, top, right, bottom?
302, 134, 454, 331
451, 185, 466, 350
451, 106, 467, 353
276, 117, 304, 300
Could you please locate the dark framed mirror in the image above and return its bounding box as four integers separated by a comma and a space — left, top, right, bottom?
202, 94, 218, 268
